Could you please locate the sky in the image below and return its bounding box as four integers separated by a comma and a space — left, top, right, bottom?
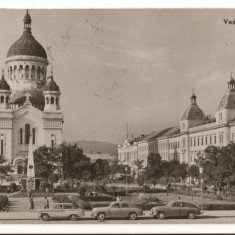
1, 9, 235, 144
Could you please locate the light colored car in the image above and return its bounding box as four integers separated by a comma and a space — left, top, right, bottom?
91, 201, 143, 220
37, 203, 84, 221
150, 201, 201, 220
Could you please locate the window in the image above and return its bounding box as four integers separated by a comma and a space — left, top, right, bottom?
32, 128, 35, 144
63, 204, 72, 209
51, 140, 54, 148
54, 205, 63, 209
5, 96, 8, 104
46, 97, 49, 104
25, 124, 30, 144
210, 136, 212, 144
194, 138, 196, 146
112, 203, 120, 208
120, 203, 129, 208
214, 135, 216, 144
201, 137, 204, 145
198, 138, 200, 146
17, 161, 23, 174
205, 137, 207, 145
19, 128, 23, 144
1, 139, 3, 155
51, 97, 54, 104
0, 96, 4, 103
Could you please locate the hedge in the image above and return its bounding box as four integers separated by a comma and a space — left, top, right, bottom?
79, 196, 113, 202
199, 203, 235, 210
52, 195, 72, 203
0, 195, 9, 210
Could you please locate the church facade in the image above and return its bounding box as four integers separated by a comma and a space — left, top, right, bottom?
118, 75, 235, 172
0, 11, 63, 175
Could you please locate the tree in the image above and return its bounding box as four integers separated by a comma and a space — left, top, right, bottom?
134, 159, 144, 177
173, 163, 188, 183
188, 165, 200, 181
198, 144, 235, 193
0, 157, 13, 180
144, 153, 163, 185
91, 159, 111, 183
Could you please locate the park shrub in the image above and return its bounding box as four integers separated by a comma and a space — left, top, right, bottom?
80, 196, 113, 202
52, 195, 71, 203
91, 202, 110, 208
78, 186, 87, 197
0, 195, 8, 210
201, 204, 235, 210
71, 195, 93, 210
135, 201, 166, 210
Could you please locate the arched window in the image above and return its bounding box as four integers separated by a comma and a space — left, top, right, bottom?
25, 65, 29, 79
13, 65, 17, 80
19, 128, 23, 144
0, 96, 4, 104
37, 67, 41, 80
5, 96, 8, 104
31, 66, 35, 79
25, 124, 30, 144
17, 161, 23, 174
46, 97, 49, 104
51, 97, 54, 104
32, 128, 35, 144
56, 97, 59, 105
19, 65, 23, 79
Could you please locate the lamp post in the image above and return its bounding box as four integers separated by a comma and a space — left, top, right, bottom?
199, 166, 203, 212
125, 165, 128, 195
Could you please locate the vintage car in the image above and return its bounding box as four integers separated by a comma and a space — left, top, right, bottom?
37, 203, 84, 221
91, 201, 143, 220
150, 201, 201, 220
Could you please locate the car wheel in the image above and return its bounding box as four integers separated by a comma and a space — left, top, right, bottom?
188, 212, 195, 219
41, 213, 49, 221
157, 212, 166, 220
70, 214, 78, 221
97, 212, 106, 221
129, 212, 137, 220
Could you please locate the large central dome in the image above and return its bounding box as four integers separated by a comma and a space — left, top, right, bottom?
7, 10, 47, 59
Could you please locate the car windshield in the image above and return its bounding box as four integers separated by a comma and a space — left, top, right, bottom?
166, 202, 174, 207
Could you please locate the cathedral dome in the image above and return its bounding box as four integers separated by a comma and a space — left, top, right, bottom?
181, 91, 205, 121
7, 11, 47, 59
10, 89, 44, 105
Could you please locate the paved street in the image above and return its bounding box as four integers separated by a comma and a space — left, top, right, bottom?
0, 210, 235, 224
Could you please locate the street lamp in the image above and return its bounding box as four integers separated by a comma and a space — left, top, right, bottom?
125, 165, 128, 195
199, 165, 203, 212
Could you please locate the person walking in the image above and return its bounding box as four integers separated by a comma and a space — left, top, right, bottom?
44, 196, 49, 209
29, 196, 34, 211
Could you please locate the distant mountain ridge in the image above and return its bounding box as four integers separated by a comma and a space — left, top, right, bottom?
70, 140, 118, 155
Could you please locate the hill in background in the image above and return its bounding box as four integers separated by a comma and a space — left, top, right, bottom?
70, 140, 118, 155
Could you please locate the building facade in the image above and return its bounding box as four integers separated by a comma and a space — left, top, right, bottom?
118, 75, 235, 169
0, 11, 63, 175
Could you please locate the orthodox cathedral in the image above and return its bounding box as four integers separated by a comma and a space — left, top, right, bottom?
118, 72, 235, 173
0, 10, 63, 175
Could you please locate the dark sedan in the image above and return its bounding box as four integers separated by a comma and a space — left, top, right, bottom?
150, 201, 201, 220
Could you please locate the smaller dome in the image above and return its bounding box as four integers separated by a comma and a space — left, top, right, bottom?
217, 90, 235, 111
10, 89, 44, 105
181, 104, 205, 121
23, 10, 31, 23
0, 74, 10, 91
44, 77, 60, 92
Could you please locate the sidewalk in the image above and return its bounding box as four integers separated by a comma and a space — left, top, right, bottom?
0, 210, 234, 220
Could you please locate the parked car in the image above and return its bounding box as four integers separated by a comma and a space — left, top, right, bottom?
37, 203, 84, 221
150, 201, 201, 220
91, 201, 143, 220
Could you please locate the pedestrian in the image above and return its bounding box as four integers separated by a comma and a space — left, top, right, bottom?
29, 196, 34, 211
178, 196, 181, 201
27, 189, 32, 198
44, 196, 49, 209
116, 196, 121, 202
